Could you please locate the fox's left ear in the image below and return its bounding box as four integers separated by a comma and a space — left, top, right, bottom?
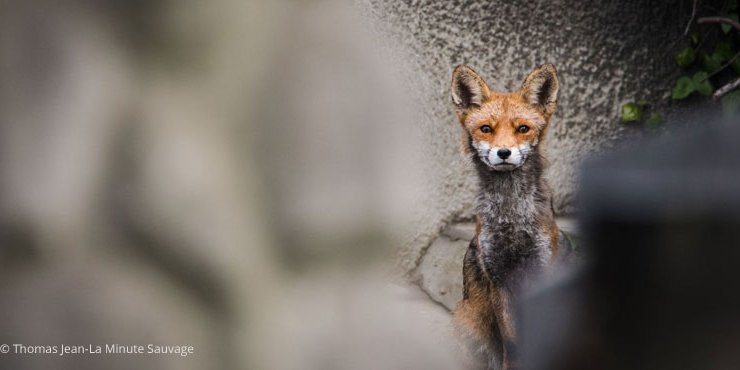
520, 64, 559, 117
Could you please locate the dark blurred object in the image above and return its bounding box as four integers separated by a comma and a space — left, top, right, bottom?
522, 114, 740, 370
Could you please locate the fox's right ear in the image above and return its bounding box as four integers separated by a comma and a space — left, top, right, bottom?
451, 65, 491, 113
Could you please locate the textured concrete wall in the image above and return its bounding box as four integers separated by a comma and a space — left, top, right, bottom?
357, 0, 687, 276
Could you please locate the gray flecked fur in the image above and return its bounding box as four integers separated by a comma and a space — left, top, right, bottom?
468, 135, 556, 286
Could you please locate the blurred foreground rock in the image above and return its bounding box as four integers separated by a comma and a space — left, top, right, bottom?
0, 1, 458, 369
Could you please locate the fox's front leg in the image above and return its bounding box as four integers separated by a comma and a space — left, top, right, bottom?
492, 286, 519, 370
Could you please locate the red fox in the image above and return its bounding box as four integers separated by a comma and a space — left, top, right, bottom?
450, 64, 570, 370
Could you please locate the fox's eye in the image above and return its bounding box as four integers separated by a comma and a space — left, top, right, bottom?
517, 125, 530, 134
480, 125, 492, 133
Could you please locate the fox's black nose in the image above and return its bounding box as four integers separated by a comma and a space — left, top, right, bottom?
497, 148, 511, 159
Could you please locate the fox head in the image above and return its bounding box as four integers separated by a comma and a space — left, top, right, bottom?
451, 64, 559, 171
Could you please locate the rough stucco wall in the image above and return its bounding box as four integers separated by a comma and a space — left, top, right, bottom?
357, 0, 687, 275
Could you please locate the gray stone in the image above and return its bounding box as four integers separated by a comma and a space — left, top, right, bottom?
443, 222, 476, 241
418, 236, 468, 311
556, 217, 578, 235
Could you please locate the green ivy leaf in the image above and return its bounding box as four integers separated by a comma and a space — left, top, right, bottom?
701, 52, 723, 73
722, 13, 739, 34
672, 76, 696, 100
690, 30, 701, 46
675, 47, 696, 67
645, 113, 664, 128
692, 71, 713, 96
715, 40, 735, 62
620, 102, 643, 122
721, 90, 740, 116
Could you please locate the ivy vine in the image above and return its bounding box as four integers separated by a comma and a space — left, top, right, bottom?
621, 0, 740, 126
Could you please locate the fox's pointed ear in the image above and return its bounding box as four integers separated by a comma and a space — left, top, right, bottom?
451, 65, 491, 112
520, 64, 559, 117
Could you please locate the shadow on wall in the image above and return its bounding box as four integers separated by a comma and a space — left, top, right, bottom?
0, 1, 456, 370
